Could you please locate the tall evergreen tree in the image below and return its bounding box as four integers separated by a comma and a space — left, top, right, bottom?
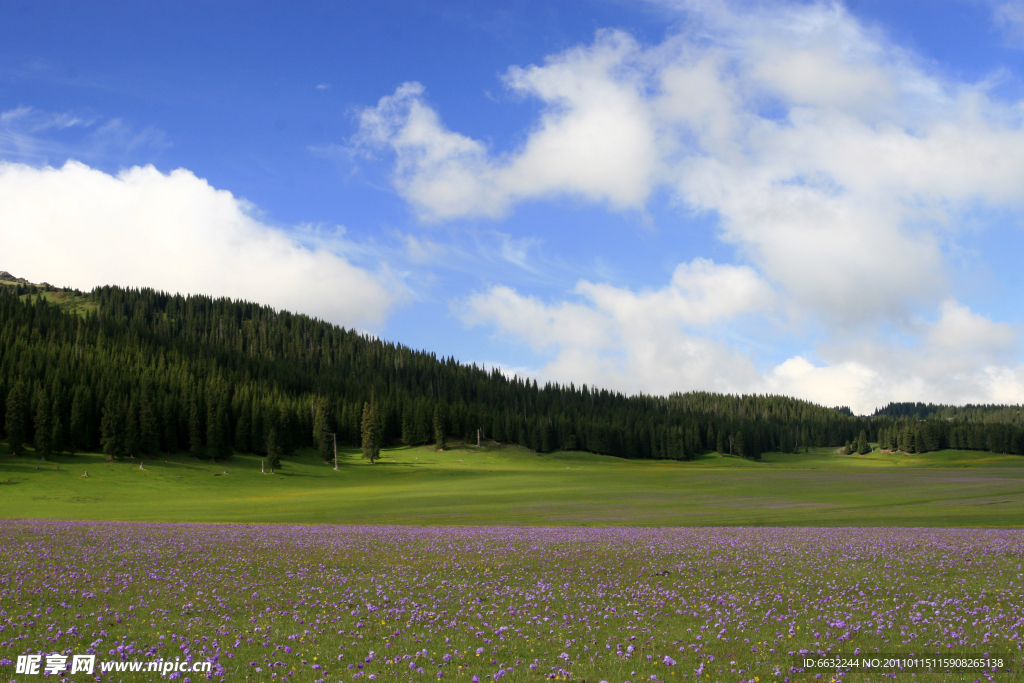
34, 387, 51, 459
433, 403, 446, 450
139, 384, 159, 455
69, 387, 86, 456
234, 395, 252, 453
277, 403, 294, 455
857, 430, 870, 455
313, 397, 332, 461
50, 396, 64, 455
157, 395, 173, 452
265, 426, 282, 473
5, 381, 26, 456
251, 401, 266, 454
207, 386, 230, 461
125, 395, 140, 457
734, 431, 746, 459
400, 403, 415, 446
361, 401, 381, 464
188, 387, 204, 459
100, 394, 126, 460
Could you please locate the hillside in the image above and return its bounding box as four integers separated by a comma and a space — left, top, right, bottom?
2, 277, 1023, 463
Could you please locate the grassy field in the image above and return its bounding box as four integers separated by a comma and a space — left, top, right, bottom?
2, 523, 1021, 682
3, 441, 1024, 527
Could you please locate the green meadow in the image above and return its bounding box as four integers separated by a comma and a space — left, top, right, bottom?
3, 442, 1024, 527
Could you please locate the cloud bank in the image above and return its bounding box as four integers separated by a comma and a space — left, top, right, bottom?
361, 0, 1024, 413
0, 160, 394, 327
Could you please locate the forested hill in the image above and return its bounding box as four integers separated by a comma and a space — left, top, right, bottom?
874, 401, 1024, 425
0, 281, 1012, 463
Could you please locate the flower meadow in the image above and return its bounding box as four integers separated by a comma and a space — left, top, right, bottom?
1, 523, 1022, 683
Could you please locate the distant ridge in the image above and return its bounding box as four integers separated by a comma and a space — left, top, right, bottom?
873, 401, 1024, 424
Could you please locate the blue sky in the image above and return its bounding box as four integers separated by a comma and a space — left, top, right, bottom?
4, 0, 1024, 413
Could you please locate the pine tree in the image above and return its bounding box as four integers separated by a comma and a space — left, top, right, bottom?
857, 429, 870, 455
100, 394, 126, 460
5, 381, 26, 456
139, 384, 159, 455
400, 404, 415, 446
277, 403, 294, 455
415, 402, 430, 445
206, 387, 224, 462
235, 396, 252, 453
50, 396, 64, 455
189, 387, 204, 459
216, 390, 233, 459
734, 431, 746, 459
69, 387, 86, 455
34, 388, 51, 459
265, 426, 282, 473
313, 397, 332, 461
433, 403, 446, 450
361, 401, 381, 463
125, 394, 140, 457
540, 418, 553, 453
163, 394, 180, 453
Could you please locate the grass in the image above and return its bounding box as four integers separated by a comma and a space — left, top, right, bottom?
3, 441, 1024, 527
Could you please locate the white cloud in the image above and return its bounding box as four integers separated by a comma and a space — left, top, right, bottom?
368, 0, 1024, 411
460, 258, 773, 395
354, 31, 661, 221
466, 273, 1024, 413
360, 2, 1024, 325
765, 299, 1024, 412
0, 160, 395, 327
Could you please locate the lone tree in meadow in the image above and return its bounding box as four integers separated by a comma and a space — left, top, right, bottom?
361, 401, 381, 464
265, 426, 282, 473
857, 430, 870, 454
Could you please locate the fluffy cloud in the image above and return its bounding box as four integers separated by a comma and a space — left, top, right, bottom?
767, 300, 1024, 412
360, 2, 1024, 323
466, 274, 1024, 413
0, 160, 394, 327
355, 31, 661, 220
370, 0, 1024, 411
460, 259, 773, 395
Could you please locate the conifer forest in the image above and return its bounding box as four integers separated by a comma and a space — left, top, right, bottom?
3, 282, 1024, 463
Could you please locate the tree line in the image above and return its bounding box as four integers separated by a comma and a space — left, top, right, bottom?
0, 284, 945, 465
874, 401, 1024, 426
877, 418, 1024, 455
